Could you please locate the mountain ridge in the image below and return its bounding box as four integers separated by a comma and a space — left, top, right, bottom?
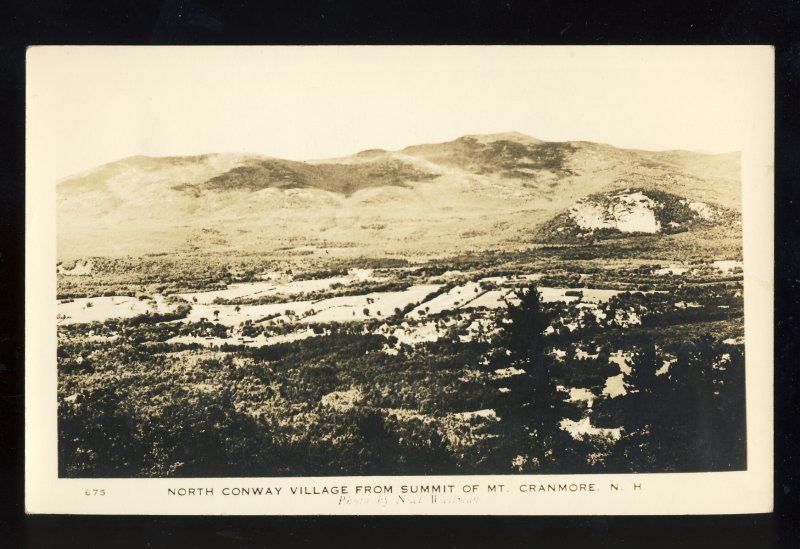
57, 132, 741, 258
58, 131, 739, 185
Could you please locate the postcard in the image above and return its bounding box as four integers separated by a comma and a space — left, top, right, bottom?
26, 45, 774, 514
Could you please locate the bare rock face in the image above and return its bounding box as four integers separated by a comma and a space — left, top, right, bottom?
570, 191, 662, 234
537, 188, 734, 242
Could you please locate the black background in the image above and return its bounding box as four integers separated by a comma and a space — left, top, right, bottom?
1, 1, 798, 547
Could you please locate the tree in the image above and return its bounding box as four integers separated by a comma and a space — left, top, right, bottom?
622, 343, 661, 431
500, 285, 552, 364
493, 283, 582, 472
665, 333, 741, 470
593, 341, 663, 471
596, 334, 747, 473
578, 308, 599, 332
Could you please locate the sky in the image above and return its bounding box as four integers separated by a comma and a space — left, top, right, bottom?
27, 46, 773, 182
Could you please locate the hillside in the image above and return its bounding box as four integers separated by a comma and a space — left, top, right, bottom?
57, 133, 740, 259
534, 188, 740, 243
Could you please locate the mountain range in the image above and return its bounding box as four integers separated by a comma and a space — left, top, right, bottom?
57, 132, 741, 259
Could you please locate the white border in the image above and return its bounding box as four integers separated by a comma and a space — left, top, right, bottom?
25, 46, 774, 515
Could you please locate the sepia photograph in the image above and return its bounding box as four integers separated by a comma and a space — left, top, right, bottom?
25, 46, 774, 514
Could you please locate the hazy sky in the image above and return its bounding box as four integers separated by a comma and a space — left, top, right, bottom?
28, 46, 773, 181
